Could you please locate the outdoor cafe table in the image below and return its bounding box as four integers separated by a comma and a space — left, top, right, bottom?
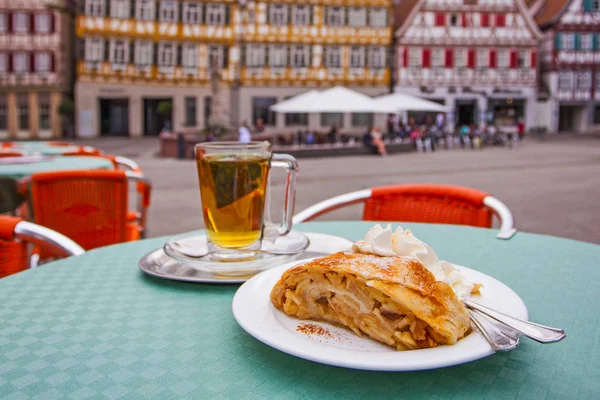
0, 156, 113, 180
2, 141, 81, 156
0, 221, 597, 399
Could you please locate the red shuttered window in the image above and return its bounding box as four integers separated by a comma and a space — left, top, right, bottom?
445, 49, 453, 67
467, 49, 475, 68
510, 50, 518, 68
481, 13, 489, 27
435, 13, 445, 26
462, 13, 468, 27
403, 48, 408, 67
530, 50, 537, 68
489, 50, 497, 68
422, 49, 431, 68
496, 14, 506, 27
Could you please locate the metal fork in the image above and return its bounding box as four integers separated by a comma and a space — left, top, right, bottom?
464, 299, 566, 351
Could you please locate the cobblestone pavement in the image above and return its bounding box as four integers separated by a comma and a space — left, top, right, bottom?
74, 136, 600, 244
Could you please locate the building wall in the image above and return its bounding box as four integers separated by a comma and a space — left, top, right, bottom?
0, 2, 73, 139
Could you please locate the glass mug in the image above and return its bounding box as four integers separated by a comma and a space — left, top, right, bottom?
195, 141, 298, 260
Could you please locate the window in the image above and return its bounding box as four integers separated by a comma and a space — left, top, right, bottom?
36, 53, 51, 72
368, 46, 386, 69
208, 45, 225, 68
204, 96, 211, 128
351, 113, 373, 127
580, 33, 593, 50
561, 33, 575, 50
291, 45, 310, 68
206, 4, 226, 25
292, 5, 310, 26
326, 46, 341, 68
111, 40, 128, 64
13, 12, 30, 33
111, 0, 129, 18
185, 97, 197, 126
577, 71, 591, 90
369, 8, 387, 28
14, 52, 29, 73
38, 94, 50, 131
327, 7, 344, 26
320, 113, 343, 127
246, 44, 265, 67
350, 46, 365, 68
85, 38, 104, 62
269, 45, 287, 67
450, 13, 458, 26
432, 48, 444, 67
558, 71, 573, 90
409, 47, 421, 67
476, 49, 488, 67
348, 8, 366, 27
160, 1, 178, 22
18, 95, 28, 130
518, 50, 528, 68
86, 0, 104, 17
135, 41, 153, 66
137, 0, 155, 21
454, 48, 467, 67
159, 43, 176, 66
183, 2, 201, 24
182, 44, 197, 69
0, 53, 7, 73
0, 13, 6, 33
270, 4, 288, 25
284, 97, 308, 126
0, 97, 6, 131
35, 14, 52, 33
497, 49, 509, 68
591, 0, 600, 11
252, 97, 277, 126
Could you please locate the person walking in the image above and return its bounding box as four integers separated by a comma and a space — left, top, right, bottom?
370, 127, 387, 156
459, 123, 470, 149
238, 121, 252, 143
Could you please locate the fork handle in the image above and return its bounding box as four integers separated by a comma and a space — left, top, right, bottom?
464, 299, 566, 344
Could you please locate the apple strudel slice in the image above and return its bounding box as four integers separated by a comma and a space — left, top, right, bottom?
270, 252, 471, 350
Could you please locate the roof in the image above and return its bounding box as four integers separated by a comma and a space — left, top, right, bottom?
533, 0, 571, 29
393, 0, 420, 31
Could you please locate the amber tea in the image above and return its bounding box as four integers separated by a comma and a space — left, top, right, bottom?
196, 154, 270, 248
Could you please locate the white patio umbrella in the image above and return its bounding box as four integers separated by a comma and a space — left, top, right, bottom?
269, 90, 322, 113
374, 92, 450, 113
270, 86, 397, 113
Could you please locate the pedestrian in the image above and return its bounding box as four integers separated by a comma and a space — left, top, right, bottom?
327, 125, 338, 144
254, 118, 265, 134
459, 123, 470, 148
387, 114, 396, 138
238, 121, 252, 143
370, 127, 387, 156
517, 119, 525, 142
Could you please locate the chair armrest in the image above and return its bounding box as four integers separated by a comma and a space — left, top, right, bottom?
14, 221, 85, 258
292, 189, 372, 224
483, 196, 517, 240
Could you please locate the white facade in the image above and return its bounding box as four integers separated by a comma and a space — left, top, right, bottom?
394, 0, 542, 130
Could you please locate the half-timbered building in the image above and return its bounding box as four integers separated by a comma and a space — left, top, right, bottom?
0, 0, 73, 139
76, 0, 393, 137
532, 0, 600, 133
394, 0, 542, 131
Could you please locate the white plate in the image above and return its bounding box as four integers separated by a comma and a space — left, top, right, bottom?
139, 232, 353, 283
232, 262, 528, 371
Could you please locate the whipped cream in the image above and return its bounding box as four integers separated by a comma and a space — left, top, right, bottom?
353, 224, 476, 298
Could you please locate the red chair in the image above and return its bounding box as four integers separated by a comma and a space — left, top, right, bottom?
61, 146, 103, 156
0, 215, 85, 278
48, 141, 75, 147
293, 184, 516, 239
25, 170, 151, 251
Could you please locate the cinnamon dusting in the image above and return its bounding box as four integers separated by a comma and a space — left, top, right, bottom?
296, 323, 333, 338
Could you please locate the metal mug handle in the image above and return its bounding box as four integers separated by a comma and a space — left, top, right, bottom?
263, 153, 298, 238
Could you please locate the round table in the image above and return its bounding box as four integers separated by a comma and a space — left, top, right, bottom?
2, 141, 80, 155
0, 156, 113, 179
0, 222, 596, 399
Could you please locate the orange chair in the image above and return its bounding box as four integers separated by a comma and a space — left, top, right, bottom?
61, 146, 103, 156
0, 215, 85, 278
0, 151, 23, 157
293, 184, 517, 239
49, 141, 75, 147
61, 153, 150, 236
1, 142, 14, 148
25, 170, 151, 251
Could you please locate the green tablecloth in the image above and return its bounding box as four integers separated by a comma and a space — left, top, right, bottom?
0, 222, 598, 399
4, 141, 80, 156
0, 156, 113, 179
